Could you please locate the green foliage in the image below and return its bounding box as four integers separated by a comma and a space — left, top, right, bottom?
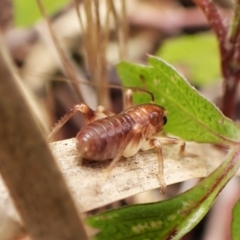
232, 199, 240, 240
117, 56, 240, 145
87, 146, 240, 240
157, 33, 220, 86
13, 0, 69, 26
87, 56, 240, 239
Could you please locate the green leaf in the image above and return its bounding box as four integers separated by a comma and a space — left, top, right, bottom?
232, 199, 240, 240
117, 56, 240, 145
157, 33, 220, 86
87, 146, 240, 240
13, 0, 69, 26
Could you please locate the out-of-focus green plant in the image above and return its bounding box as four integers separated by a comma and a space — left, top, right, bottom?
13, 0, 69, 26
157, 33, 220, 86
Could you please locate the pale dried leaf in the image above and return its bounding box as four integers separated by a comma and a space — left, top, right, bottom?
0, 137, 230, 238
50, 138, 225, 212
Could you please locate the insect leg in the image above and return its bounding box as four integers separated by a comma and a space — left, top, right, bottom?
98, 150, 123, 192
124, 89, 134, 109
48, 103, 110, 139
48, 104, 92, 139
98, 124, 142, 192
124, 88, 155, 109
154, 136, 185, 156
97, 105, 115, 116
141, 139, 166, 194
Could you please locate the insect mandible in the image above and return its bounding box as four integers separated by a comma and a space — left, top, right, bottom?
48, 88, 185, 193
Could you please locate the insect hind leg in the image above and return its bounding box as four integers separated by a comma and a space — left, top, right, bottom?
48, 103, 111, 139
97, 124, 142, 193
98, 151, 123, 193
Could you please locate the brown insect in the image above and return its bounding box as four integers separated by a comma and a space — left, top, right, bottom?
48, 88, 185, 193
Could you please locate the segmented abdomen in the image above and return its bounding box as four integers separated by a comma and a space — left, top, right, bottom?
76, 113, 137, 160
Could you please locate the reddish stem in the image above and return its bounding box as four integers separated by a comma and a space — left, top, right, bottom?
194, 0, 240, 119
193, 0, 227, 55
221, 75, 239, 119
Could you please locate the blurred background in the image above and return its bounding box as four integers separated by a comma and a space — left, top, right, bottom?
0, 1, 239, 239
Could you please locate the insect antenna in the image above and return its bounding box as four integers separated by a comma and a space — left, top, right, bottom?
22, 71, 155, 102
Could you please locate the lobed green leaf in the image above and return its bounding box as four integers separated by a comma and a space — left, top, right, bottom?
117, 56, 240, 145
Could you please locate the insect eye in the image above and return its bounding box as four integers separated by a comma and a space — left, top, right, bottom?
149, 112, 160, 126
163, 116, 167, 125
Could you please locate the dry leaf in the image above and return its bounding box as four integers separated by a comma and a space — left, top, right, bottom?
0, 137, 229, 239
48, 138, 225, 212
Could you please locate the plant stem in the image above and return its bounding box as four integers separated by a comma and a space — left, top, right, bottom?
0, 36, 88, 240
228, 0, 240, 43
194, 0, 240, 119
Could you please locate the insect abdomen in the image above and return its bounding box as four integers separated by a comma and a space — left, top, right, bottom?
76, 113, 135, 160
